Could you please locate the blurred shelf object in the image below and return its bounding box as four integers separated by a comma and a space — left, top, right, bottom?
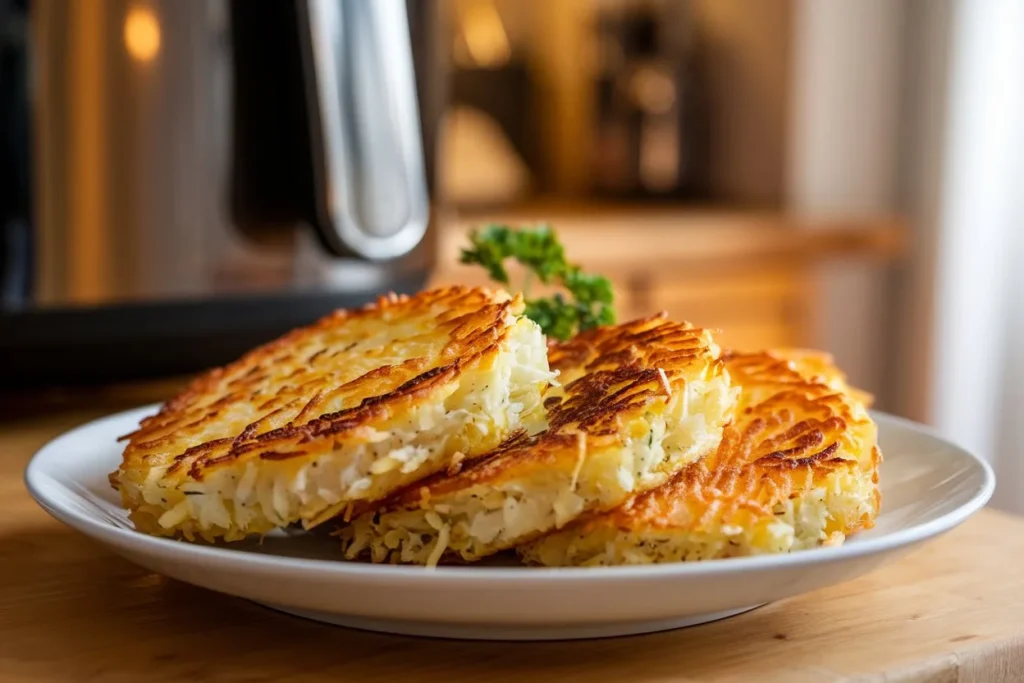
435, 0, 791, 206
590, 0, 709, 199
446, 0, 540, 201
430, 205, 906, 352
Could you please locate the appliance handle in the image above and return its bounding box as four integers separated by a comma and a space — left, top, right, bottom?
298, 0, 430, 261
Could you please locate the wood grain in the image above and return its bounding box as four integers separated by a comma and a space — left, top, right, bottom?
1, 400, 1021, 682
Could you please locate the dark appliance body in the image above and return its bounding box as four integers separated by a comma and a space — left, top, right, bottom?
0, 0, 449, 388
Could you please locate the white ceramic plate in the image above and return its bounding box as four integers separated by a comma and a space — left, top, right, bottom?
25, 405, 994, 641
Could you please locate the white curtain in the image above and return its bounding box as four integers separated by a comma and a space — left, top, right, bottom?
789, 0, 1024, 510
923, 0, 1024, 511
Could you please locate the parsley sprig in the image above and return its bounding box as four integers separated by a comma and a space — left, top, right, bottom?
460, 224, 615, 340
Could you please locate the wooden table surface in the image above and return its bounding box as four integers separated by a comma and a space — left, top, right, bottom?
3, 406, 1021, 683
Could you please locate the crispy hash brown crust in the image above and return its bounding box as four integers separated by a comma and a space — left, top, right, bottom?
546, 314, 727, 434
735, 348, 876, 409
120, 287, 516, 472
548, 313, 719, 382
339, 316, 737, 564
583, 348, 877, 530
110, 286, 551, 540
520, 349, 880, 565
351, 315, 726, 513
355, 314, 728, 509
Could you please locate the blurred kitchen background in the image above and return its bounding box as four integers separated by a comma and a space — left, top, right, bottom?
2, 1, 1022, 510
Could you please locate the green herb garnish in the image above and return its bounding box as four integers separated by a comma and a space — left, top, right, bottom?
460, 223, 615, 340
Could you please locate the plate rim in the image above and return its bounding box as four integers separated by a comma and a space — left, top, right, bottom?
24, 404, 996, 585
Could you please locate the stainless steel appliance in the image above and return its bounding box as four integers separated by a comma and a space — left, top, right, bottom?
0, 0, 448, 387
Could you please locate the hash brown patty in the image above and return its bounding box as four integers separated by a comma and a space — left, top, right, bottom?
338, 315, 737, 564
110, 286, 553, 542
520, 348, 880, 566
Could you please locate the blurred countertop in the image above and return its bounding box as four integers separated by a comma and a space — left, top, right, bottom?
435, 201, 907, 276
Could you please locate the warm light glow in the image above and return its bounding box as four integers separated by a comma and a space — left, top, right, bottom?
124, 6, 160, 62
630, 67, 676, 115
454, 0, 510, 69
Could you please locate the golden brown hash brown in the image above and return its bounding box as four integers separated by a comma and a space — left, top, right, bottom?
110, 286, 553, 541
338, 315, 738, 564
520, 348, 880, 565
547, 312, 717, 382
745, 348, 876, 408
545, 314, 730, 433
